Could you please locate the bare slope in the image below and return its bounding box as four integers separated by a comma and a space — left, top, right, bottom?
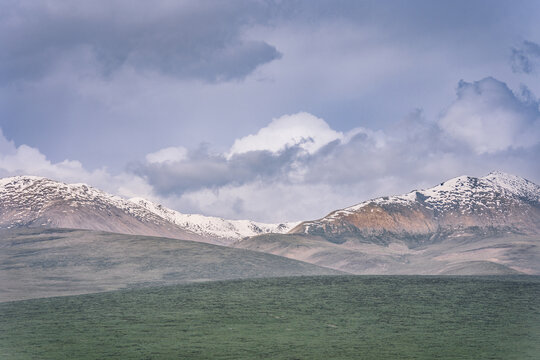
0, 228, 343, 302
235, 232, 539, 275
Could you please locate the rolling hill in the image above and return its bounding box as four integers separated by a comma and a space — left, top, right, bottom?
2, 276, 539, 359
0, 228, 342, 302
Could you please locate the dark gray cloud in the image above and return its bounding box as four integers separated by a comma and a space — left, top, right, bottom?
511, 41, 540, 74
134, 145, 302, 196
0, 1, 281, 83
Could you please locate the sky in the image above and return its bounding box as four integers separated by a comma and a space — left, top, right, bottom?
1, 0, 540, 222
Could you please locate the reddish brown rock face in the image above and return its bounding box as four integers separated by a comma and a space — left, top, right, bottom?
290, 173, 540, 244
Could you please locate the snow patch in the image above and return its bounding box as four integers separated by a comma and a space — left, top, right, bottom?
129, 197, 299, 241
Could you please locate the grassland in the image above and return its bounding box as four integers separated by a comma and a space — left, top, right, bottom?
1, 275, 539, 359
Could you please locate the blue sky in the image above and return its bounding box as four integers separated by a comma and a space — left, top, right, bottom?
1, 0, 539, 221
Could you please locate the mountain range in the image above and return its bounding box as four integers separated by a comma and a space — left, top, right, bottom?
1, 171, 539, 300
0, 176, 296, 245
291, 171, 540, 242
235, 172, 540, 275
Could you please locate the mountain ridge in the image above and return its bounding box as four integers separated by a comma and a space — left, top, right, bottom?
129, 197, 298, 245
0, 175, 296, 244
290, 171, 540, 244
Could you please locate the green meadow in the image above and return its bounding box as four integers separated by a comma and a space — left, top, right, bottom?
1, 275, 539, 359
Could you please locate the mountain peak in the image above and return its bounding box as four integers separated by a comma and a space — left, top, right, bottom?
0, 175, 204, 241
291, 172, 540, 240
482, 171, 540, 202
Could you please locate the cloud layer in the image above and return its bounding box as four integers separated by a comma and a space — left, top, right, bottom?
2, 0, 539, 170
128, 77, 540, 221
0, 1, 281, 83
1, 77, 539, 221
229, 112, 344, 156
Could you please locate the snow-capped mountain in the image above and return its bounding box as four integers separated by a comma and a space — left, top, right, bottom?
129, 197, 299, 244
0, 176, 296, 244
0, 176, 205, 241
290, 172, 540, 243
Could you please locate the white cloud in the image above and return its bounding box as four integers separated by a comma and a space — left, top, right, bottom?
228, 112, 344, 156
439, 77, 540, 154
162, 181, 373, 222
0, 130, 87, 180
145, 146, 188, 164
0, 128, 156, 201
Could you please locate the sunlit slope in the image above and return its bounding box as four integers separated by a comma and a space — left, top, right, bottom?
0, 176, 297, 245
0, 176, 203, 242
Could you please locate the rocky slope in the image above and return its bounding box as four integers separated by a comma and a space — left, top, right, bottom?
289, 172, 540, 245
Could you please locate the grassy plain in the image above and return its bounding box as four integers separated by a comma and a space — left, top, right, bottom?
1, 275, 539, 359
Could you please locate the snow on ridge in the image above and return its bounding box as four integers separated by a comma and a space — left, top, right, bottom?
482, 171, 540, 202
0, 175, 299, 240
337, 172, 539, 215
0, 175, 47, 188
3, 172, 537, 238
0, 175, 188, 228
299, 172, 540, 234
130, 197, 299, 240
